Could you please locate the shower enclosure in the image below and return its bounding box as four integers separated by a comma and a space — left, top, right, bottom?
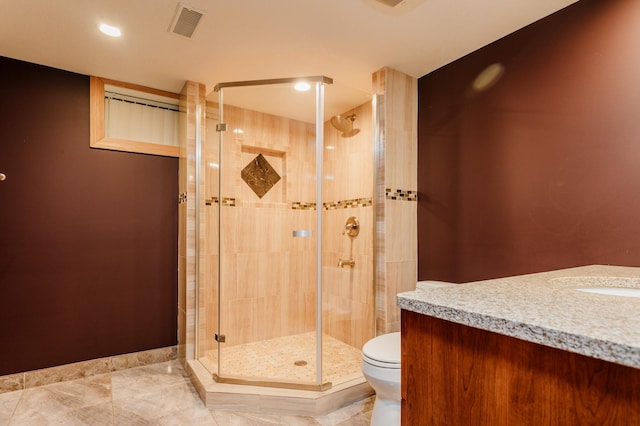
195, 77, 375, 390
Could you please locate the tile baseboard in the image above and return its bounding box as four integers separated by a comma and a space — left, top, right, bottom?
0, 346, 177, 394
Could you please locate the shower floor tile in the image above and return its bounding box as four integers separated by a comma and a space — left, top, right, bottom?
201, 332, 363, 386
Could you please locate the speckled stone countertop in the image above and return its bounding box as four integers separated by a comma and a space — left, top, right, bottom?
397, 265, 640, 369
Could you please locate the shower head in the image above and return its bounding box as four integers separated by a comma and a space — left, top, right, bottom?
330, 114, 360, 138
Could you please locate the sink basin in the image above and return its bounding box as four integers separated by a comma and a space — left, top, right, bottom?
549, 276, 640, 297
575, 287, 640, 298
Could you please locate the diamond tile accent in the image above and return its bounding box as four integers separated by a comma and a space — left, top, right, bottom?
241, 154, 281, 198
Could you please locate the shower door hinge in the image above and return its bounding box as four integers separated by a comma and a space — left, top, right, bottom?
216, 123, 227, 132
215, 333, 226, 343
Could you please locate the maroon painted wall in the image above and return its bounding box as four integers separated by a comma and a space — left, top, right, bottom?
418, 0, 640, 283
0, 57, 178, 375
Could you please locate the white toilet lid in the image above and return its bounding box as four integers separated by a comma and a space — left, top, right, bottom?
362, 332, 401, 367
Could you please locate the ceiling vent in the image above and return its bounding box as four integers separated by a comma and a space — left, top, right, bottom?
169, 3, 204, 38
375, 0, 406, 7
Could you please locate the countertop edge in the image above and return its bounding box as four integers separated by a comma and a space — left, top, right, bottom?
397, 292, 640, 369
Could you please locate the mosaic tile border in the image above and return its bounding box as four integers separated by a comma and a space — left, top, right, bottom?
292, 198, 373, 210
0, 346, 177, 394
291, 201, 317, 210
324, 197, 373, 210
205, 197, 236, 207
204, 197, 373, 210
386, 188, 417, 201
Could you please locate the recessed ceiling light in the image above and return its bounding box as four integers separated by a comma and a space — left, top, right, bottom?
294, 82, 311, 92
99, 23, 122, 37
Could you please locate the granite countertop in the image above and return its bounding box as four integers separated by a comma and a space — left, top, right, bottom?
397, 265, 640, 369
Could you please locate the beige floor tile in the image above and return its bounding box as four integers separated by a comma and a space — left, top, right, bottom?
209, 410, 319, 426
46, 401, 113, 426
10, 374, 112, 424
335, 412, 372, 426
0, 390, 22, 425
3, 360, 373, 426
111, 361, 189, 401
112, 381, 205, 423
314, 396, 374, 426
154, 405, 218, 426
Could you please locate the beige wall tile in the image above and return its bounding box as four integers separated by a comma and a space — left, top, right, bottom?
178, 67, 422, 390
191, 85, 377, 380
178, 81, 207, 362
385, 200, 417, 263
385, 260, 417, 329
373, 67, 418, 334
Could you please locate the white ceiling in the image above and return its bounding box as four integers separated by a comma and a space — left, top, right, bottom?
0, 0, 578, 122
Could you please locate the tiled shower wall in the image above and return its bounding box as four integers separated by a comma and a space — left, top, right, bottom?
202, 103, 318, 351
373, 67, 418, 334
180, 69, 416, 365
178, 81, 207, 364
198, 100, 375, 355
322, 103, 375, 350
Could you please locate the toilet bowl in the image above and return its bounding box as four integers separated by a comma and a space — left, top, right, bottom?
362, 281, 455, 425
361, 331, 401, 426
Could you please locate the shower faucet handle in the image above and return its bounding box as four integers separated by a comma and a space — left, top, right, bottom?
342, 216, 359, 237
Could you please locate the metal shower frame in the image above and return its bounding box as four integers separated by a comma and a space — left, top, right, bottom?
206, 75, 334, 391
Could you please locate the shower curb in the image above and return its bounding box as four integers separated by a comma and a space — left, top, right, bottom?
185, 359, 374, 416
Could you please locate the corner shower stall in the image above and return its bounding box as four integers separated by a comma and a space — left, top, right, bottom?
194, 76, 375, 390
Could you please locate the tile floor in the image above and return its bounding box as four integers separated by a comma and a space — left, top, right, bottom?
0, 360, 374, 425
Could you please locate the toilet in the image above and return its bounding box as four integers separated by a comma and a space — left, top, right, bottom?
362, 281, 455, 425
361, 331, 401, 426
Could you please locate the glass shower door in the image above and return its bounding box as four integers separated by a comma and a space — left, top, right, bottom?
212, 78, 330, 389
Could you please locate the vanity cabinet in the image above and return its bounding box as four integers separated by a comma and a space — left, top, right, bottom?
401, 309, 640, 425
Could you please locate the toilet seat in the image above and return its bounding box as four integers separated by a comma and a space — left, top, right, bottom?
362, 332, 401, 369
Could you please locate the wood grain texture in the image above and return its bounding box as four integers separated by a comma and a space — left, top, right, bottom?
101, 77, 180, 100
402, 310, 640, 425
89, 76, 105, 147
89, 76, 180, 157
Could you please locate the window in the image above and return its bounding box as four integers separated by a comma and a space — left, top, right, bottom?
90, 76, 180, 157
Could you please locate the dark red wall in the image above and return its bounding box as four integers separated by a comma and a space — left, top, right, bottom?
418, 0, 640, 283
0, 57, 178, 375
